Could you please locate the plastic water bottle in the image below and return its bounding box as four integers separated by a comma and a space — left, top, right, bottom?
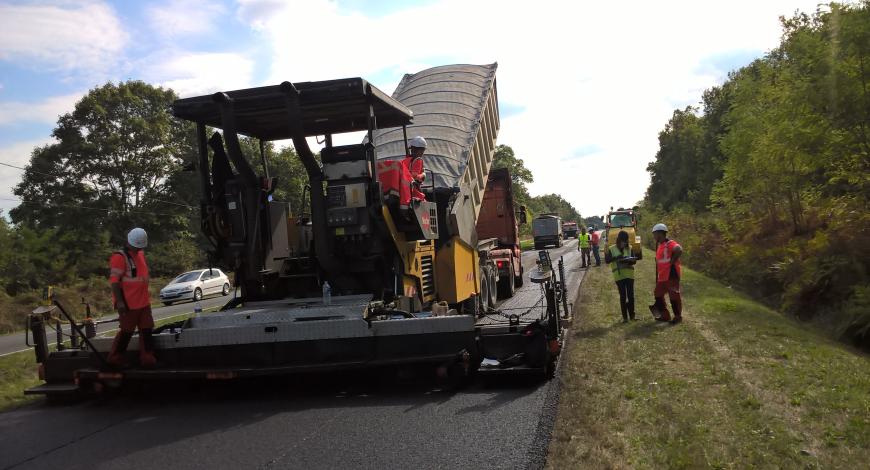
193, 301, 203, 318
322, 282, 332, 306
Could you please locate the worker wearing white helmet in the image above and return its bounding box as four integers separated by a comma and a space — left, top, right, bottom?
107, 227, 157, 368
649, 223, 684, 324
403, 136, 428, 203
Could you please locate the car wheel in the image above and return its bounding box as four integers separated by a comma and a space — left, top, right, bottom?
162, 302, 173, 307
193, 288, 203, 301
222, 283, 231, 296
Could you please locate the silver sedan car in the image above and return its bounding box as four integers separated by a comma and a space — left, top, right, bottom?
159, 269, 232, 306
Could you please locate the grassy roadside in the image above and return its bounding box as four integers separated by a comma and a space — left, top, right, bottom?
520, 239, 534, 251
0, 306, 221, 412
548, 249, 869, 469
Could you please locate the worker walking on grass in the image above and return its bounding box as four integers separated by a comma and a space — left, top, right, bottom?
578, 226, 592, 268
649, 223, 683, 324
590, 226, 601, 267
107, 228, 156, 368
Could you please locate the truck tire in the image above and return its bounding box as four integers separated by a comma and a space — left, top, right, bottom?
515, 264, 524, 288
488, 268, 498, 308
498, 261, 516, 299
479, 272, 490, 312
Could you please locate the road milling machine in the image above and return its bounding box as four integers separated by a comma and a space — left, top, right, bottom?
24, 64, 566, 398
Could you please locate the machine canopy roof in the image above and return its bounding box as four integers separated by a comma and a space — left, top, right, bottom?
172, 78, 413, 140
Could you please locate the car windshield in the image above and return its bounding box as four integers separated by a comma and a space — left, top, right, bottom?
173, 272, 202, 283
610, 214, 633, 227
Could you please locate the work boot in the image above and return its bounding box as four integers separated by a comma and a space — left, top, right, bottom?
669, 317, 682, 325
107, 331, 134, 368
138, 329, 157, 369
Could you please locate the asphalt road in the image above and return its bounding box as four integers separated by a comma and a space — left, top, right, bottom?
0, 295, 231, 357
0, 240, 589, 470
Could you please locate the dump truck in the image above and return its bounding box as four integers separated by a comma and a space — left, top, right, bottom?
532, 214, 563, 249
476, 168, 525, 299
561, 221, 578, 239
604, 207, 643, 259
24, 64, 566, 398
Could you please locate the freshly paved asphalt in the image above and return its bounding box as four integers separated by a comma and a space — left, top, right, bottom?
0, 240, 592, 470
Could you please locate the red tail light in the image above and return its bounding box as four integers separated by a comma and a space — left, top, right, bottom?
497, 260, 505, 268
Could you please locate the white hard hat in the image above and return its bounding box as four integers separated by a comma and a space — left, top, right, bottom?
652, 223, 668, 233
127, 228, 148, 248
409, 136, 427, 149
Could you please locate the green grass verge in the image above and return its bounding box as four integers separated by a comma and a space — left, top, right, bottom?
0, 350, 40, 411
547, 249, 869, 469
520, 239, 534, 251
0, 305, 221, 412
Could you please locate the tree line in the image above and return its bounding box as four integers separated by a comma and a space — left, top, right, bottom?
0, 81, 311, 299
642, 2, 870, 348
491, 145, 583, 233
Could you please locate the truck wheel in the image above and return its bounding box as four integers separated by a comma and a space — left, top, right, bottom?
498, 261, 516, 299
488, 268, 498, 308
515, 264, 524, 288
479, 272, 490, 312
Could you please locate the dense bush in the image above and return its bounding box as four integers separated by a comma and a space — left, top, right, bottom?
643, 2, 870, 349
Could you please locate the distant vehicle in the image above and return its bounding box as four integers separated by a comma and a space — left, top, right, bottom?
562, 221, 578, 239
159, 269, 231, 306
533, 214, 563, 249
604, 207, 643, 260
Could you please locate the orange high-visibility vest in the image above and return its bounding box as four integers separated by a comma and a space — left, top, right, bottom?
109, 249, 151, 309
655, 239, 681, 282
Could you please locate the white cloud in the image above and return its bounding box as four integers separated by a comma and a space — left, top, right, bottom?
235, 0, 824, 217
0, 93, 81, 126
141, 52, 255, 98
0, 1, 127, 74
146, 0, 227, 39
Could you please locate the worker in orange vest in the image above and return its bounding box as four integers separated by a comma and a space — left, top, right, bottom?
590, 226, 601, 266
107, 228, 157, 368
649, 223, 683, 324
404, 136, 428, 203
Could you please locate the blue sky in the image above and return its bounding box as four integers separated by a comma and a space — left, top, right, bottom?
0, 0, 826, 218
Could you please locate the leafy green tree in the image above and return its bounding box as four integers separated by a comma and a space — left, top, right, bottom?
10, 81, 198, 280
11, 81, 197, 249
644, 1, 870, 347
492, 144, 533, 207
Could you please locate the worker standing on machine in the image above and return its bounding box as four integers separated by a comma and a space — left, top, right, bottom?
578, 226, 591, 268
107, 228, 156, 368
649, 223, 683, 324
404, 136, 428, 202
605, 230, 637, 322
